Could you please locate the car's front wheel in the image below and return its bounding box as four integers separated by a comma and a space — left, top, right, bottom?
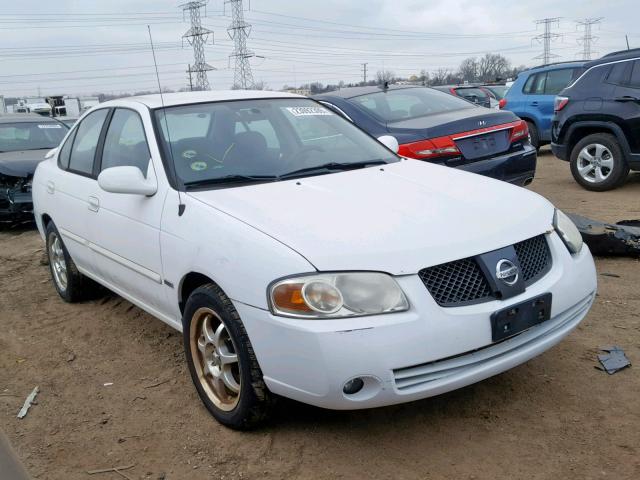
182, 283, 272, 429
570, 133, 629, 191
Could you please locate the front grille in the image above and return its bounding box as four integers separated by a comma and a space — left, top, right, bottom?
419, 235, 552, 307
418, 258, 492, 307
514, 235, 552, 285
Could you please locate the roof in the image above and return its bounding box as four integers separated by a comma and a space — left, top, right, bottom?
313, 84, 422, 99
0, 113, 59, 124
585, 48, 640, 68
522, 61, 587, 73
105, 90, 303, 109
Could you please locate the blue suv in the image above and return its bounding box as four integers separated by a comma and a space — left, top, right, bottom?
501, 62, 586, 149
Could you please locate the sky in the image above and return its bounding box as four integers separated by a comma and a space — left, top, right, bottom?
0, 0, 638, 97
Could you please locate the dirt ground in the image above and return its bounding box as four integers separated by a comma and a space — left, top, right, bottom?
1, 150, 639, 480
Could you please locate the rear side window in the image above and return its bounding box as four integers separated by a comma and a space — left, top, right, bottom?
544, 68, 575, 95
57, 129, 76, 169
68, 109, 109, 175
101, 109, 151, 177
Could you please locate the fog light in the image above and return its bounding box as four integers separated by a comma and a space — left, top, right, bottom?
342, 377, 364, 395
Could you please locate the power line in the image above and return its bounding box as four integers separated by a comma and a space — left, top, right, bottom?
226, 0, 258, 89
181, 0, 215, 90
576, 17, 603, 60
533, 17, 561, 65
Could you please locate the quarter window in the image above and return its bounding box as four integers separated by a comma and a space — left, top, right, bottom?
544, 69, 574, 95
68, 109, 109, 175
629, 60, 640, 88
101, 109, 151, 177
58, 129, 76, 170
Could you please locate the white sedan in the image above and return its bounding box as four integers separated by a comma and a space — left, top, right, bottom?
33, 91, 596, 429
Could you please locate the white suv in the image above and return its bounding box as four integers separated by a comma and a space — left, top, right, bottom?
33, 91, 596, 429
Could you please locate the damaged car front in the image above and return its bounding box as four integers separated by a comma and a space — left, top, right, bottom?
0, 115, 68, 222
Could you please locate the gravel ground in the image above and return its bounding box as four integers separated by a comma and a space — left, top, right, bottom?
1, 150, 639, 480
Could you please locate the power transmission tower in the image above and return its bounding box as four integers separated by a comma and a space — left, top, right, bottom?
533, 17, 561, 65
180, 1, 215, 90
362, 63, 368, 83
576, 17, 603, 60
226, 0, 257, 89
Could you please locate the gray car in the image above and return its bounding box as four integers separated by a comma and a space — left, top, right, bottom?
0, 114, 68, 222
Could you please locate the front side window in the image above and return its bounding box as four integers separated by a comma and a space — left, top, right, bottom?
101, 109, 151, 177
154, 98, 398, 188
350, 88, 473, 122
629, 60, 640, 88
68, 109, 109, 175
0, 122, 67, 153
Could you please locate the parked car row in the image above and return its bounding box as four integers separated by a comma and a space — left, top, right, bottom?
31, 90, 596, 429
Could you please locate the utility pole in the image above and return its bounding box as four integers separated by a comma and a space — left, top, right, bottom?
533, 17, 561, 65
361, 63, 368, 83
576, 17, 603, 60
180, 1, 215, 91
226, 0, 257, 89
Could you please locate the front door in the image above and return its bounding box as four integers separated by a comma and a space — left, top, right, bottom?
86, 107, 167, 313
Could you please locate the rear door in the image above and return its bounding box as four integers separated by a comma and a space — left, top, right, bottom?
50, 108, 110, 271
525, 68, 579, 140
613, 59, 640, 153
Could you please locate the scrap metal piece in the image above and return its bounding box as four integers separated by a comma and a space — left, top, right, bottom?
16, 386, 39, 419
567, 213, 640, 257
597, 346, 631, 375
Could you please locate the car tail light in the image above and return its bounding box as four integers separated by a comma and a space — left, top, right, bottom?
509, 120, 529, 142
499, 98, 507, 109
398, 137, 460, 159
554, 96, 569, 112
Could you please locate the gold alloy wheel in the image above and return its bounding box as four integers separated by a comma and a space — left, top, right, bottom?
189, 307, 241, 411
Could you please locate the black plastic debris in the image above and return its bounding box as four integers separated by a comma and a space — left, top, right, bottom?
596, 346, 631, 375
567, 213, 640, 257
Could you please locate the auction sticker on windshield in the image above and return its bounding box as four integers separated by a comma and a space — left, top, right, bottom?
285, 106, 333, 117
37, 124, 62, 129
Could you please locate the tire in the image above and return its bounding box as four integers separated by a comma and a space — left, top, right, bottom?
182, 283, 272, 429
526, 121, 540, 151
569, 133, 629, 191
45, 221, 96, 302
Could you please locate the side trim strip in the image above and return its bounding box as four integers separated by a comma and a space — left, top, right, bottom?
89, 242, 162, 284
59, 227, 89, 246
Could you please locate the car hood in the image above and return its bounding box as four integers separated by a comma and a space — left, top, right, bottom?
0, 150, 49, 177
187, 161, 555, 274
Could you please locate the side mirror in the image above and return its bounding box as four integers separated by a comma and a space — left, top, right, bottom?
377, 135, 399, 153
98, 166, 157, 196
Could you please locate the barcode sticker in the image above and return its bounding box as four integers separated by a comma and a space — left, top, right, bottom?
37, 124, 62, 129
285, 106, 333, 117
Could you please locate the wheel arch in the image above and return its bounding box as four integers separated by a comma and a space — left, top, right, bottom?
566, 121, 631, 160
179, 271, 223, 315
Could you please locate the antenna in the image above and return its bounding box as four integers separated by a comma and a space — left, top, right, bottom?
147, 25, 186, 217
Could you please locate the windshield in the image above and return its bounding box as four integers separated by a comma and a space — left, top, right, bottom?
350, 87, 473, 122
154, 98, 398, 188
0, 121, 67, 152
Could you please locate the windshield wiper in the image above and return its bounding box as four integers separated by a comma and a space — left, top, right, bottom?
278, 160, 388, 180
184, 174, 278, 190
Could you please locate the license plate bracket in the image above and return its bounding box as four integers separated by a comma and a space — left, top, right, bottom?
490, 293, 552, 342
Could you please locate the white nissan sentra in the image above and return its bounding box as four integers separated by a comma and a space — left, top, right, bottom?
33, 91, 596, 429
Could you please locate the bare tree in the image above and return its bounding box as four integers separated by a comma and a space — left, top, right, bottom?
477, 53, 511, 82
375, 70, 395, 85
431, 68, 451, 86
458, 58, 479, 82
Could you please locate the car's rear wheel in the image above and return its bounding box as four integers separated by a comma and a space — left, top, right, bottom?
45, 221, 96, 302
526, 121, 540, 151
570, 133, 629, 191
183, 283, 272, 429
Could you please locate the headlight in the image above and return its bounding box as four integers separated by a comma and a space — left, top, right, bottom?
554, 209, 583, 254
269, 272, 409, 318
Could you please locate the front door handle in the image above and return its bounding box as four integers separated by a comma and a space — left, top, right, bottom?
46, 181, 55, 194
530, 101, 539, 107
88, 196, 100, 212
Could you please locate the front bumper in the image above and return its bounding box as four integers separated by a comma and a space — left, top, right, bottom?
236, 232, 596, 410
0, 188, 33, 222
455, 143, 537, 186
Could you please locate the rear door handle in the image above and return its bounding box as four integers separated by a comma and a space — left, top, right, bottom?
615, 96, 640, 103
530, 101, 539, 106
46, 181, 55, 194
88, 196, 100, 212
